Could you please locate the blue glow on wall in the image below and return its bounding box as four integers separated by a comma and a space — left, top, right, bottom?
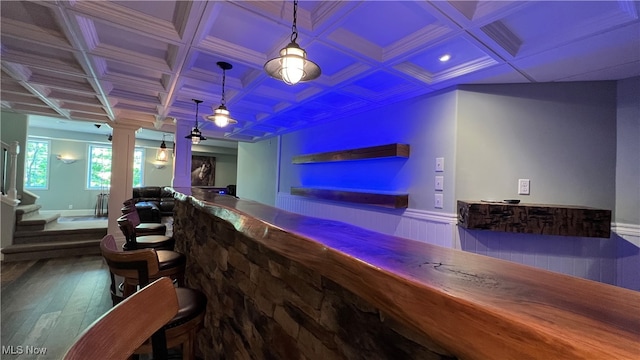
298, 157, 410, 192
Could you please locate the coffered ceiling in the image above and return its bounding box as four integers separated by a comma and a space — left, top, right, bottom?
2, 1, 639, 142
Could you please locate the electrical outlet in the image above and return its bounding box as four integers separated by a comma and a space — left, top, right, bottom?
435, 157, 444, 172
434, 193, 443, 209
518, 179, 530, 195
68, 205, 73, 209
435, 176, 444, 191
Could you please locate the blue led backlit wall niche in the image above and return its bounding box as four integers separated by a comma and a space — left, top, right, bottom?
291, 144, 410, 208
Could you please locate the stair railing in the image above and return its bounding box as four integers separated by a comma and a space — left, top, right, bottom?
1, 140, 20, 203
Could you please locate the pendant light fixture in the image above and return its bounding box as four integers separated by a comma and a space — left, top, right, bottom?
264, 0, 321, 85
205, 62, 237, 128
185, 99, 206, 144
155, 133, 169, 162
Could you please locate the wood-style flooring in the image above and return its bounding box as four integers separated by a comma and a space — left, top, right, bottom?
1, 255, 111, 359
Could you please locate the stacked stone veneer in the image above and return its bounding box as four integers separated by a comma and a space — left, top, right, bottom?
173, 199, 455, 360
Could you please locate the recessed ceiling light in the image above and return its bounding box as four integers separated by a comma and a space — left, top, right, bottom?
439, 54, 451, 62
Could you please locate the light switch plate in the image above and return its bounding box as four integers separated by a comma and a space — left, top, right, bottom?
518, 179, 530, 195
435, 176, 444, 191
434, 193, 443, 209
435, 157, 444, 172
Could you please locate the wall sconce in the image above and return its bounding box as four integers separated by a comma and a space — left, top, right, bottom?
56, 155, 77, 164
152, 163, 166, 169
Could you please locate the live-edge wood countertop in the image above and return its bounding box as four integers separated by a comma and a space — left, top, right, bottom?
171, 187, 640, 360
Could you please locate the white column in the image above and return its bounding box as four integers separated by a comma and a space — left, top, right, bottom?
107, 123, 139, 241
7, 141, 20, 202
172, 119, 193, 188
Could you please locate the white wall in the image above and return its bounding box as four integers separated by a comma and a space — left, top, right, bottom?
455, 81, 617, 210
279, 89, 458, 212
0, 112, 28, 198
236, 138, 278, 206
273, 80, 640, 290
615, 76, 640, 225
205, 153, 238, 188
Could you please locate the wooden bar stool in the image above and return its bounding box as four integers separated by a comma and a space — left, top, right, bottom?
100, 235, 206, 360
100, 234, 185, 300
121, 202, 167, 236
117, 211, 175, 251
64, 277, 178, 360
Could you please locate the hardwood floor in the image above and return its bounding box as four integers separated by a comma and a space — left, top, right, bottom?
1, 255, 112, 359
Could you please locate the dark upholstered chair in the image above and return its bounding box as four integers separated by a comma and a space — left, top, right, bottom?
128, 187, 175, 222
100, 235, 206, 360
63, 277, 178, 360
117, 211, 174, 251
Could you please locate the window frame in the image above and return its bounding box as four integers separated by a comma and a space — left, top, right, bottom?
24, 137, 51, 190
86, 144, 145, 190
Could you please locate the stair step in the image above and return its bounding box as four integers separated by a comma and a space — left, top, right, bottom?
1, 239, 102, 262
16, 211, 61, 231
13, 227, 107, 244
15, 204, 42, 222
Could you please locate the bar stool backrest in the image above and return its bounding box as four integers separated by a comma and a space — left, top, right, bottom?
63, 277, 177, 360
116, 214, 141, 250
100, 234, 160, 302
122, 198, 136, 207
124, 209, 142, 227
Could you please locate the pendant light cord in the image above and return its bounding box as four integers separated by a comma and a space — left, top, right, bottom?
195, 101, 199, 127
221, 69, 227, 106
290, 0, 298, 43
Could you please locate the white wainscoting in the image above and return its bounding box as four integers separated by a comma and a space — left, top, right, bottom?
276, 193, 640, 291
612, 223, 640, 290
276, 192, 459, 248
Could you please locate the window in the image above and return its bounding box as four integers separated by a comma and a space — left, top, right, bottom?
132, 148, 144, 187
24, 138, 50, 189
87, 145, 144, 190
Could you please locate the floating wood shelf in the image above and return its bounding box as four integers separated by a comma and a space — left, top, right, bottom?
292, 143, 410, 164
457, 200, 612, 238
291, 187, 409, 209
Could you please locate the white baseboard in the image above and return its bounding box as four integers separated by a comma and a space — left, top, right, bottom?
612, 222, 640, 246
59, 209, 96, 217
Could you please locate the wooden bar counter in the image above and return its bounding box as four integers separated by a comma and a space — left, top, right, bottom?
170, 187, 639, 360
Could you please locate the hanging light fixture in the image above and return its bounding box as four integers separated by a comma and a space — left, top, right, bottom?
264, 0, 321, 85
155, 133, 169, 162
185, 99, 206, 144
205, 62, 237, 128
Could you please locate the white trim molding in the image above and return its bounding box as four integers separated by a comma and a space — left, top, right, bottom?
612, 222, 640, 247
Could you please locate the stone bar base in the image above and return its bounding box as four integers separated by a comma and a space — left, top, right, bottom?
173, 200, 453, 360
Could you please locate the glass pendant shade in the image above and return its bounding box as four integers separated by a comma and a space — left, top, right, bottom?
205, 62, 237, 128
280, 44, 305, 85
189, 128, 202, 144
206, 105, 237, 128
185, 99, 206, 144
263, 0, 320, 85
264, 43, 321, 85
155, 140, 169, 161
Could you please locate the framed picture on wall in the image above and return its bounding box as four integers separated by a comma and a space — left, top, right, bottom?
191, 155, 216, 186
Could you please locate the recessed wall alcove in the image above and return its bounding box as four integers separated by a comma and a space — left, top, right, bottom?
292, 143, 410, 208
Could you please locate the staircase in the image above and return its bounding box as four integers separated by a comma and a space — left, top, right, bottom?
14, 204, 60, 231
2, 205, 107, 262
